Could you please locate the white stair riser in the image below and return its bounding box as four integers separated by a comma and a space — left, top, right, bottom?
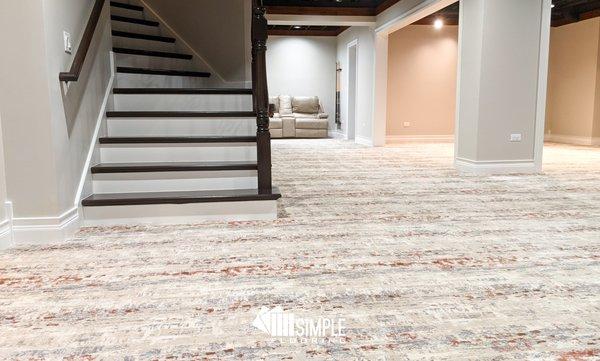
111, 21, 162, 36
83, 200, 277, 226
93, 171, 258, 193
100, 144, 257, 163
110, 7, 146, 19
113, 36, 178, 53
115, 73, 209, 88
107, 118, 256, 137
113, 95, 252, 111
114, 53, 195, 71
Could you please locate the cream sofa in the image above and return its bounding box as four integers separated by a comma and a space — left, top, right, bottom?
269, 95, 329, 138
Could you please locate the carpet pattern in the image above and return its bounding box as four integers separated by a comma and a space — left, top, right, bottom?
0, 140, 599, 360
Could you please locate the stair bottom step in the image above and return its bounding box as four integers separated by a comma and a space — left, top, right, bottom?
83, 187, 281, 206
82, 188, 280, 226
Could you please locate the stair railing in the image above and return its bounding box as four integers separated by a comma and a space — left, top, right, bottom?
251, 0, 273, 194
59, 0, 106, 82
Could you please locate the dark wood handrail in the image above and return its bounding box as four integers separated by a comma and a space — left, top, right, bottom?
59, 0, 106, 82
252, 0, 273, 194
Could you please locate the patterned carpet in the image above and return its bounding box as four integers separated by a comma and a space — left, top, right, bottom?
0, 140, 599, 360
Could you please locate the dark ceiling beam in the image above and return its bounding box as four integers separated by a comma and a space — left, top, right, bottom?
374, 0, 402, 14
268, 27, 349, 37
265, 6, 375, 16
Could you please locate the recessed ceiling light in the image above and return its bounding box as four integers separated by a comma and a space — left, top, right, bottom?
434, 19, 444, 30
293, 26, 302, 29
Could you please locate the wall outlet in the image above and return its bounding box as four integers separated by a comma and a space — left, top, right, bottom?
403, 122, 411, 127
510, 133, 523, 142
63, 31, 72, 54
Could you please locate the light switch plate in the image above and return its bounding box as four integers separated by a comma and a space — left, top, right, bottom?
510, 133, 522, 142
63, 31, 72, 54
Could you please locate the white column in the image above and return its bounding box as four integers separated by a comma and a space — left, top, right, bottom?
454, 0, 552, 174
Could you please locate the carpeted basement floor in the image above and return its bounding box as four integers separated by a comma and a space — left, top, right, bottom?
0, 140, 599, 360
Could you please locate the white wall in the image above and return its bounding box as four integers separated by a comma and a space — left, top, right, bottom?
337, 27, 376, 142
0, 0, 113, 244
266, 36, 337, 129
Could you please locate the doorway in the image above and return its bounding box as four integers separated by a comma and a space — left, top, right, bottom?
347, 40, 358, 141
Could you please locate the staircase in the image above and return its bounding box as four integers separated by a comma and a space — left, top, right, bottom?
80, 0, 280, 225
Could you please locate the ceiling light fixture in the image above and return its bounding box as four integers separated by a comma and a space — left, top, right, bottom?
293, 26, 302, 29
434, 18, 444, 30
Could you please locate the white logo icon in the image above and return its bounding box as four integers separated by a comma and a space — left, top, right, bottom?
253, 306, 296, 337
252, 306, 346, 340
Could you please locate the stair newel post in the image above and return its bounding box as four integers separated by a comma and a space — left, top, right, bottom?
252, 0, 273, 194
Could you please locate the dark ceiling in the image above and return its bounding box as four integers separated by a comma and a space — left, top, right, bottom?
264, 0, 387, 8
266, 0, 600, 36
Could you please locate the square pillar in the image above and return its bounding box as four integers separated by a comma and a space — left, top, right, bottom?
455, 0, 552, 174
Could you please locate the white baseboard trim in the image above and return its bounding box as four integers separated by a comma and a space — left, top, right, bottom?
329, 130, 345, 139
545, 134, 600, 146
0, 202, 14, 250
455, 158, 539, 175
386, 135, 454, 143
0, 219, 13, 250
12, 207, 81, 246
355, 136, 374, 147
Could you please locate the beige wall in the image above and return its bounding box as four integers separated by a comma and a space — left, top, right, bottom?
386, 25, 458, 137
546, 18, 600, 140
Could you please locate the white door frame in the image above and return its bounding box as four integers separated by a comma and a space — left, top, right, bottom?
346, 39, 359, 141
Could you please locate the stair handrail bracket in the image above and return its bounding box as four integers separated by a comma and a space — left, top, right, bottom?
251, 0, 273, 194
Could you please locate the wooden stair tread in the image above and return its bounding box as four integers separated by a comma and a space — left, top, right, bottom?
111, 15, 158, 27
110, 1, 143, 11
116, 67, 210, 77
106, 111, 255, 118
82, 187, 281, 206
113, 47, 192, 60
91, 161, 258, 173
112, 30, 175, 43
99, 136, 257, 144
113, 88, 253, 95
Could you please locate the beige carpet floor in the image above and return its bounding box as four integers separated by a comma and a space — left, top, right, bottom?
0, 140, 599, 360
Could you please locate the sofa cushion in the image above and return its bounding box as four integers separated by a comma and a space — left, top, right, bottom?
295, 118, 329, 130
279, 95, 293, 115
269, 96, 280, 113
292, 96, 320, 114
293, 113, 318, 119
296, 129, 328, 138
270, 118, 282, 129
270, 129, 283, 138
